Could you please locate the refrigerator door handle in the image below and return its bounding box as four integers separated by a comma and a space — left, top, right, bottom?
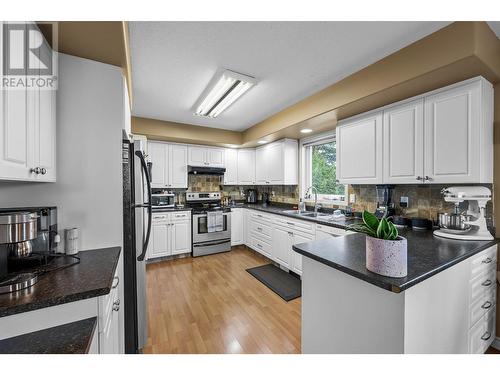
135, 150, 152, 261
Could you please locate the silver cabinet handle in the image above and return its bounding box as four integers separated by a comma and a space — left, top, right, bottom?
112, 305, 120, 312
482, 257, 492, 264
257, 227, 262, 231
41, 168, 47, 175
256, 243, 262, 248
257, 214, 262, 218
112, 276, 119, 289
481, 301, 492, 309
30, 167, 41, 174
286, 222, 295, 226
288, 232, 293, 236
424, 176, 432, 181
481, 332, 491, 341
416, 176, 422, 181
113, 299, 120, 306
481, 279, 492, 287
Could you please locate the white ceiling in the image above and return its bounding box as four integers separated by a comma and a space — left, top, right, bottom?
129, 21, 450, 131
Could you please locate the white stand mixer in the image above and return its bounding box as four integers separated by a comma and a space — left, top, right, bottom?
433, 186, 494, 241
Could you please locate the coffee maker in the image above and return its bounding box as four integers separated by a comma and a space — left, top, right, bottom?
374, 185, 396, 219
0, 207, 57, 293
246, 189, 258, 204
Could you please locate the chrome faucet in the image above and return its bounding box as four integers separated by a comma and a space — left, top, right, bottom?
305, 186, 321, 214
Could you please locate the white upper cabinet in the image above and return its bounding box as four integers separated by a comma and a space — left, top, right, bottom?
223, 148, 238, 185
336, 111, 383, 184
0, 22, 56, 182
237, 149, 255, 185
188, 145, 225, 167
255, 139, 298, 185
148, 141, 187, 189
336, 77, 493, 185
424, 79, 492, 183
168, 144, 188, 188
383, 99, 424, 184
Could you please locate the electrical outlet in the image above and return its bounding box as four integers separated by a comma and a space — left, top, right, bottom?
349, 194, 356, 203
400, 196, 409, 208
271, 191, 275, 197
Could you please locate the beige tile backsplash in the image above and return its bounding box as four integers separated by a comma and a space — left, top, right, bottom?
178, 176, 493, 225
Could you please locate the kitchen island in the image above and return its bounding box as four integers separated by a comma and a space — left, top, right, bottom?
293, 232, 498, 353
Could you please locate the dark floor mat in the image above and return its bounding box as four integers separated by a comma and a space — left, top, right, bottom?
246, 264, 301, 301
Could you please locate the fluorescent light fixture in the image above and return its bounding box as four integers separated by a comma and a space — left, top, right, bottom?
300, 128, 313, 134
194, 69, 256, 118
257, 140, 267, 144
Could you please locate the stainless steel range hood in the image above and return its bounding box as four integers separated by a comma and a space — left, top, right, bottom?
188, 165, 226, 175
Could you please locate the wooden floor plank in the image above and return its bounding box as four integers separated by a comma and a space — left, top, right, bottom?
143, 246, 301, 354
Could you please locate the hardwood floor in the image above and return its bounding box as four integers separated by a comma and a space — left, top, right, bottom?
143, 246, 301, 354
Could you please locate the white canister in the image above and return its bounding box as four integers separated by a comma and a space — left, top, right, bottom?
65, 228, 79, 255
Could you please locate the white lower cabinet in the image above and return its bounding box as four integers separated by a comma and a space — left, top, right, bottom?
273, 227, 292, 268
230, 208, 244, 246
147, 212, 191, 259
99, 269, 121, 354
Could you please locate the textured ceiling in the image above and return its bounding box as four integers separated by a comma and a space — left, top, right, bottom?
129, 21, 450, 131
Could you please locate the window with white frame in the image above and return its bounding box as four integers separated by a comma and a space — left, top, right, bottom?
302, 134, 347, 205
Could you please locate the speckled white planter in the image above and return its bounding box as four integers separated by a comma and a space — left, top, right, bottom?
366, 236, 407, 278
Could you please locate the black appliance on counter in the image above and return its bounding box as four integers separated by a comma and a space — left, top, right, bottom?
0, 206, 57, 293
122, 135, 152, 354
261, 192, 270, 206
246, 189, 258, 203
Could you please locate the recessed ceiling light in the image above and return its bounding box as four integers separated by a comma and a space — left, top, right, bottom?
300, 128, 313, 134
257, 140, 267, 144
228, 145, 238, 148
194, 69, 256, 118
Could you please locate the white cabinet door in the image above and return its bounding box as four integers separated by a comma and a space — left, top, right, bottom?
224, 148, 238, 185
231, 208, 243, 246
237, 149, 255, 185
291, 232, 312, 275
150, 223, 171, 258
255, 146, 268, 184
383, 99, 424, 184
207, 148, 224, 167
0, 23, 34, 181
171, 220, 191, 255
266, 142, 284, 184
273, 227, 292, 269
148, 142, 167, 188
336, 111, 383, 184
188, 145, 206, 166
424, 82, 480, 183
169, 144, 187, 188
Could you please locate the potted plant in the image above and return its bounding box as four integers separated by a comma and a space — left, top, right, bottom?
347, 211, 407, 278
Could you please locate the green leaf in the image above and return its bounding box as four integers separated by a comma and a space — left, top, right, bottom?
376, 218, 387, 239
346, 224, 377, 237
362, 211, 379, 232
388, 222, 399, 240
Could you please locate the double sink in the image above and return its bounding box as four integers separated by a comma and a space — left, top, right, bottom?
282, 210, 335, 219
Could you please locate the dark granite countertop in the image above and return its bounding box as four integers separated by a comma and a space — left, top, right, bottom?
152, 207, 191, 212
0, 247, 121, 318
293, 230, 498, 293
231, 203, 361, 229
0, 317, 97, 354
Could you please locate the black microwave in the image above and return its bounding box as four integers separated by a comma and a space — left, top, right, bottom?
151, 193, 175, 208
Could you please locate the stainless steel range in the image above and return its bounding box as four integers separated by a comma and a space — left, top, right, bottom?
186, 192, 231, 257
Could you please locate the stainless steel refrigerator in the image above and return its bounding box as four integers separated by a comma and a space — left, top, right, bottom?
122, 135, 152, 353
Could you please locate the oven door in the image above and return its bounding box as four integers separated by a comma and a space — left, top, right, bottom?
192, 212, 231, 243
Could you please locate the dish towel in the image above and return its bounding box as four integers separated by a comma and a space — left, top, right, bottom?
207, 212, 216, 233
215, 211, 224, 232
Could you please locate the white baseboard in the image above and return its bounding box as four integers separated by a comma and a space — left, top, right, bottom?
492, 337, 500, 351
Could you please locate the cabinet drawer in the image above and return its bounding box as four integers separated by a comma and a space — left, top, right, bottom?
250, 212, 272, 224
251, 236, 272, 258
170, 211, 191, 221
469, 309, 496, 354
469, 289, 496, 328
276, 216, 315, 234
470, 246, 497, 279
250, 220, 273, 240
99, 276, 119, 333
469, 267, 496, 304
152, 213, 169, 223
